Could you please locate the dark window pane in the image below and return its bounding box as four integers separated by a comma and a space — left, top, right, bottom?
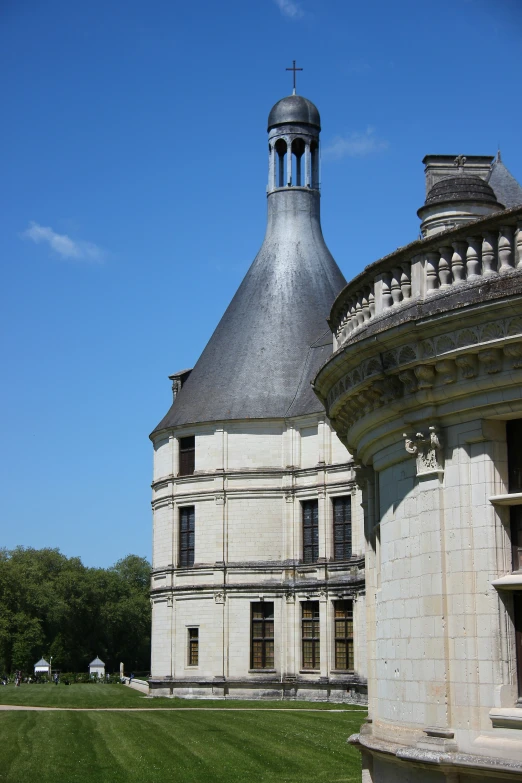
188, 628, 199, 666
302, 500, 319, 563
179, 436, 195, 476
179, 506, 195, 567
333, 496, 352, 561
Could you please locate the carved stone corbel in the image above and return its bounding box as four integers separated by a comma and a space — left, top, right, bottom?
414, 364, 436, 389
398, 369, 417, 395
435, 359, 457, 385
478, 348, 502, 374
353, 461, 373, 489
504, 342, 522, 369
403, 425, 444, 477
214, 591, 225, 604
455, 353, 478, 379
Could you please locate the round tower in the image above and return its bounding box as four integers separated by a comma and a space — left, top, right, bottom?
149, 92, 366, 703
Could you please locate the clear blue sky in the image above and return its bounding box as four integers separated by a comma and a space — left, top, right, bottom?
1, 0, 521, 568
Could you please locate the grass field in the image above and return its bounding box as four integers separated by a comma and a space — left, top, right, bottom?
0, 709, 364, 782
0, 683, 366, 710
0, 686, 366, 782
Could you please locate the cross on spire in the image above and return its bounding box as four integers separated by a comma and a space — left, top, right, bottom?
286, 60, 303, 95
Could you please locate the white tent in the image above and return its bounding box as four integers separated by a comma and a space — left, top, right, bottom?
88, 656, 105, 678
34, 658, 51, 676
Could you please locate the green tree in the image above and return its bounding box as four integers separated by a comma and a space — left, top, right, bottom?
0, 548, 151, 674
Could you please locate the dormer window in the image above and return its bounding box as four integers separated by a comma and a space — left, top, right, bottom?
179, 436, 195, 476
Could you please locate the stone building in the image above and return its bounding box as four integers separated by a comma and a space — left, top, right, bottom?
314, 156, 522, 778
149, 93, 366, 701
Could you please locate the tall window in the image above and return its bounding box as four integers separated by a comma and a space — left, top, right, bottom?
179, 436, 195, 476
333, 496, 352, 561
508, 421, 522, 571
334, 600, 354, 670
179, 506, 195, 567
515, 595, 522, 701
187, 628, 199, 666
302, 602, 320, 670
251, 602, 274, 669
507, 420, 522, 699
302, 499, 319, 563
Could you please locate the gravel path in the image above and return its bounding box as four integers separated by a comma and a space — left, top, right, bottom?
0, 705, 367, 712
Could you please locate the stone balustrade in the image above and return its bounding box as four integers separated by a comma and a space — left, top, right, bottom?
331, 207, 522, 349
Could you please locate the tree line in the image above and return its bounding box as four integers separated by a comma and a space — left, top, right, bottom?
0, 547, 151, 674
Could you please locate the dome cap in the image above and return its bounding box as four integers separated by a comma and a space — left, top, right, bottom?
268, 95, 321, 131
425, 175, 503, 208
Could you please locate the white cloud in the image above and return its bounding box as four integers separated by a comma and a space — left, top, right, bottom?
22, 221, 104, 262
273, 0, 304, 19
322, 127, 389, 160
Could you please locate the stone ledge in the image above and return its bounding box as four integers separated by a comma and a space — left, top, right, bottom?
491, 573, 522, 591
490, 707, 522, 729
351, 731, 522, 777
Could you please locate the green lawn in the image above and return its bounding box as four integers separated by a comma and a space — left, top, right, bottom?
0, 709, 364, 782
0, 683, 367, 710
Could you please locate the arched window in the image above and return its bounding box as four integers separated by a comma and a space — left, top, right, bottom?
275, 138, 287, 188
311, 140, 319, 189
292, 138, 306, 187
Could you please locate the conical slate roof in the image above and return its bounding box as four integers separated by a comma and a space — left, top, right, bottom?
34, 658, 50, 667
89, 657, 105, 666
488, 156, 522, 208
153, 189, 345, 432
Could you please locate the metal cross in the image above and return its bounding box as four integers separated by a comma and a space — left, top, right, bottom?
286, 60, 303, 94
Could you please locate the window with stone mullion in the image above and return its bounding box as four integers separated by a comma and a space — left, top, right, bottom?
302, 500, 319, 563
333, 496, 352, 561
251, 603, 274, 669
302, 602, 320, 670
334, 600, 354, 670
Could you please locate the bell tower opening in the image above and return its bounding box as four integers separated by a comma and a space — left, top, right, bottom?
266, 93, 321, 193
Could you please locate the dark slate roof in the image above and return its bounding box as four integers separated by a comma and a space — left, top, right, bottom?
268, 95, 321, 130
425, 175, 502, 207
152, 189, 345, 433
488, 157, 522, 208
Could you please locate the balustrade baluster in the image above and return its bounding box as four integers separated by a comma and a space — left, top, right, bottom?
517, 222, 522, 269
466, 236, 482, 280
438, 247, 453, 288
425, 251, 439, 294
362, 290, 371, 321
498, 226, 514, 273
368, 287, 375, 318
381, 274, 393, 310
349, 299, 358, 330
355, 294, 364, 326
481, 232, 497, 277
400, 265, 412, 300
451, 241, 466, 283
390, 269, 402, 305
